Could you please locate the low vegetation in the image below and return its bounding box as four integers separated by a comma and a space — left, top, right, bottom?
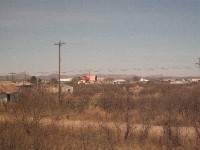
0, 82, 200, 149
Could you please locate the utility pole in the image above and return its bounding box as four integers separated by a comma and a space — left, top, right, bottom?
196, 57, 200, 70
24, 71, 26, 82
54, 41, 66, 106
9, 72, 15, 82
161, 73, 163, 81
89, 69, 90, 82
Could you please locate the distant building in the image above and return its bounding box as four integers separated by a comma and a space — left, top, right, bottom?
139, 78, 149, 83
78, 80, 85, 84
45, 84, 73, 94
15, 81, 33, 87
163, 79, 175, 82
191, 79, 200, 82
0, 82, 19, 102
61, 84, 73, 93
78, 74, 98, 84
60, 78, 73, 82
170, 79, 190, 85
97, 78, 104, 84
82, 74, 97, 82
170, 81, 184, 85
113, 79, 127, 84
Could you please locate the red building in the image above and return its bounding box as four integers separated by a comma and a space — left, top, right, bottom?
82, 74, 97, 82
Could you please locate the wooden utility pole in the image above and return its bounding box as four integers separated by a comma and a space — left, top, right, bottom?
196, 58, 200, 70
89, 69, 90, 81
24, 71, 26, 82
54, 41, 66, 106
9, 72, 15, 82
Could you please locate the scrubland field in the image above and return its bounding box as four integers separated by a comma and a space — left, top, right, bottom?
0, 82, 200, 150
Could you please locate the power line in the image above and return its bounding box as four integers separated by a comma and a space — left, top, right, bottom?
54, 41, 66, 106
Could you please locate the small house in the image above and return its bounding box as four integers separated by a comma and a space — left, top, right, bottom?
61, 84, 73, 94
0, 82, 19, 102
45, 84, 73, 94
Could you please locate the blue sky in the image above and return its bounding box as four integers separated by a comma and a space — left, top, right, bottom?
0, 0, 199, 76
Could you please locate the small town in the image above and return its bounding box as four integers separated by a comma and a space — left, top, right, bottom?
1, 73, 200, 102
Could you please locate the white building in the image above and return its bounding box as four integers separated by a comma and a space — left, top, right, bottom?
61, 84, 73, 93
113, 79, 127, 84
60, 78, 73, 82
45, 84, 73, 94
139, 78, 149, 82
170, 79, 190, 85
191, 79, 200, 82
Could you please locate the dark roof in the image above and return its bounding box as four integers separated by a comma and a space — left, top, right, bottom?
0, 82, 19, 94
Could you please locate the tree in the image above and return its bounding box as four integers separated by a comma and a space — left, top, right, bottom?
70, 77, 81, 85
38, 78, 42, 83
30, 76, 37, 84
132, 75, 140, 81
50, 78, 57, 84
104, 77, 114, 84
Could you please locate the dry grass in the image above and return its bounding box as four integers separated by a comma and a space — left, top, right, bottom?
0, 83, 200, 149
